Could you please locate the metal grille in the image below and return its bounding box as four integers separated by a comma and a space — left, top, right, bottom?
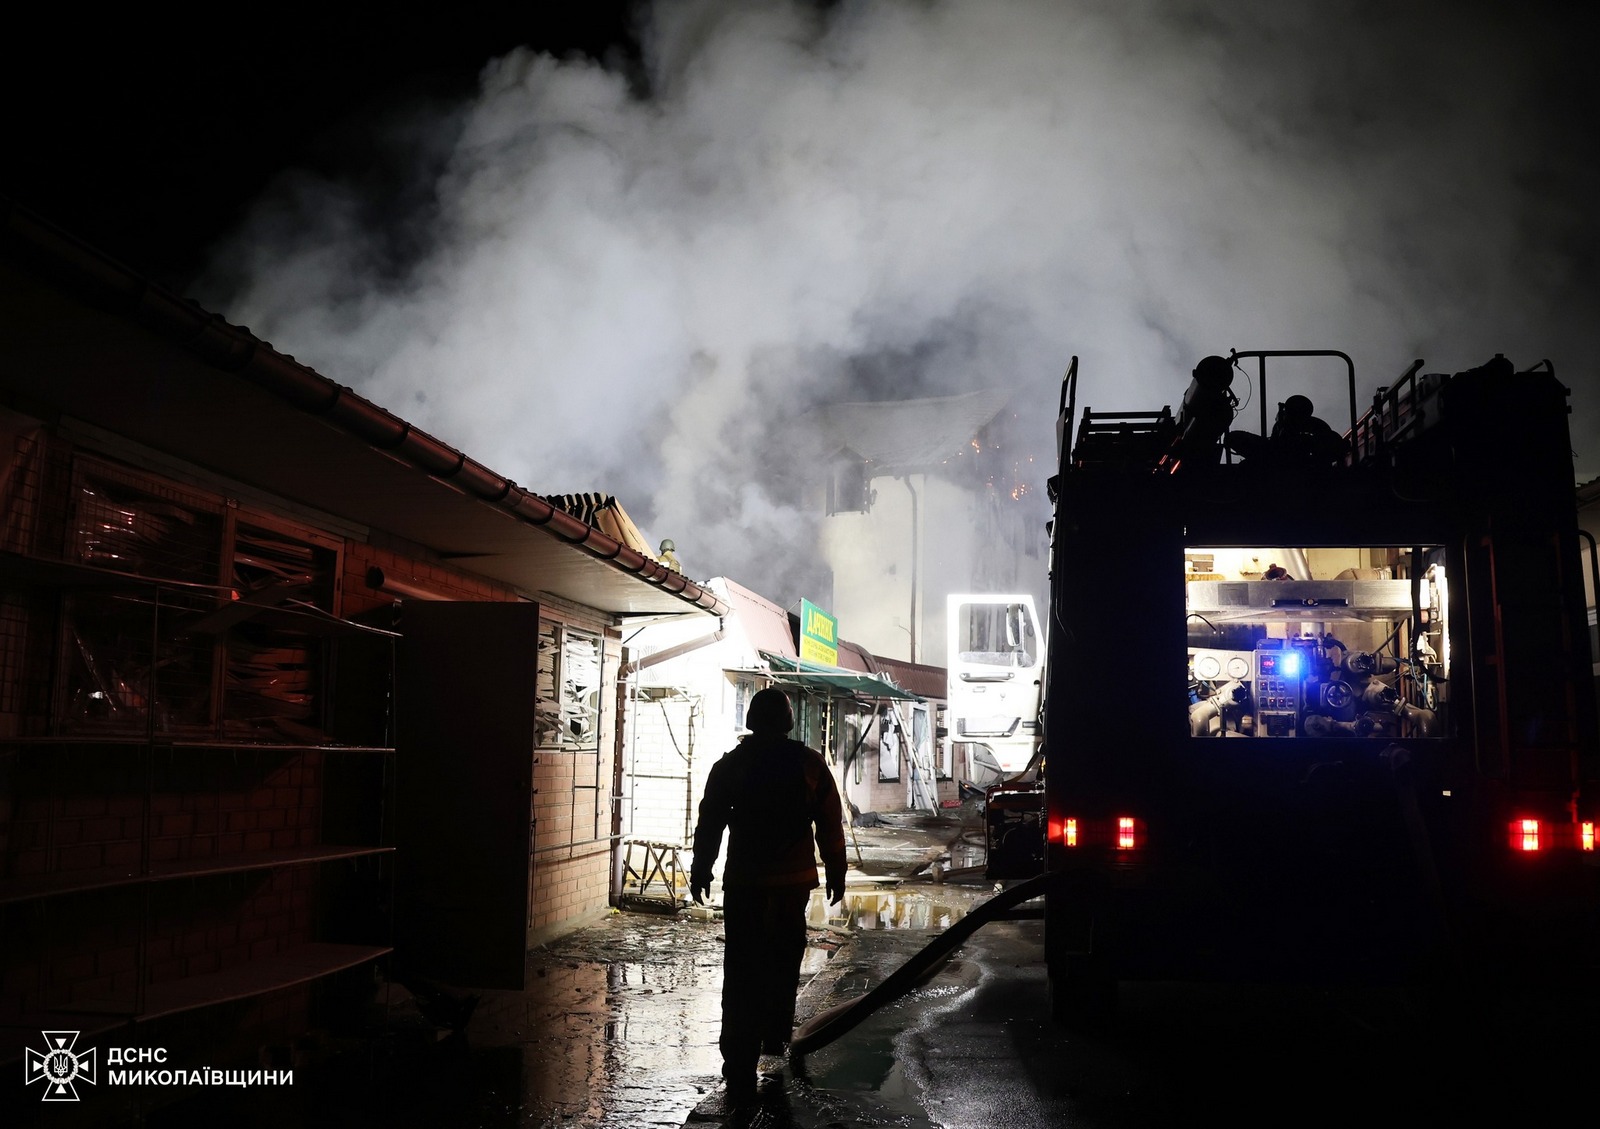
0, 594, 38, 721
0, 420, 67, 727
53, 461, 223, 736
222, 520, 337, 742
71, 462, 223, 585
59, 589, 217, 734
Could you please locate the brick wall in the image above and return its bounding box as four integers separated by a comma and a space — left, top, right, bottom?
0, 742, 330, 1020
527, 610, 624, 944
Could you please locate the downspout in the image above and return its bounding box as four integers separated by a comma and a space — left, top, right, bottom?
614, 655, 640, 903
683, 706, 696, 845
904, 475, 920, 663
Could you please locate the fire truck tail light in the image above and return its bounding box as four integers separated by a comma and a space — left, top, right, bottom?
1049, 817, 1079, 847
1506, 818, 1599, 852
1510, 819, 1541, 852
1052, 816, 1142, 848
1117, 816, 1138, 850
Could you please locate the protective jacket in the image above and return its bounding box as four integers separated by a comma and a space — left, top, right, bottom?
691, 734, 847, 890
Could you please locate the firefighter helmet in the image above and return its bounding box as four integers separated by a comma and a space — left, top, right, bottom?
745, 687, 794, 734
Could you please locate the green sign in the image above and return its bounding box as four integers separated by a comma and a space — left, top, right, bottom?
798, 599, 838, 667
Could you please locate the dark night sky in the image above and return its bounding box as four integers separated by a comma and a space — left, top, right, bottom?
4, 10, 643, 286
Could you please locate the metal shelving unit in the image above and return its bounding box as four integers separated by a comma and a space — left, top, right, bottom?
0, 550, 399, 1064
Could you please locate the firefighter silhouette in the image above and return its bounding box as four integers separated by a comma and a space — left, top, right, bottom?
1227, 395, 1346, 466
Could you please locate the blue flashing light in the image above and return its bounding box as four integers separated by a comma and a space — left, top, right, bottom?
1280, 651, 1302, 678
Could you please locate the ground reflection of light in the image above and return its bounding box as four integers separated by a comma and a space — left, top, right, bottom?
807, 887, 977, 931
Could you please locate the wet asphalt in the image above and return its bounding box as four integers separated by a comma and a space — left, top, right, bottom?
78, 804, 1600, 1128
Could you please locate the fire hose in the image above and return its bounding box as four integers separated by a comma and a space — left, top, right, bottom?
790, 869, 1078, 1056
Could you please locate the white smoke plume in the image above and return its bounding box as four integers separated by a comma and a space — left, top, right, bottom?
201, 0, 1600, 602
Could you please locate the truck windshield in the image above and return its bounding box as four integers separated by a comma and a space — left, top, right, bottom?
947, 595, 1044, 779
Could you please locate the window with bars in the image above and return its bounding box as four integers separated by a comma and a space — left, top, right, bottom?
54, 458, 341, 741
62, 464, 224, 734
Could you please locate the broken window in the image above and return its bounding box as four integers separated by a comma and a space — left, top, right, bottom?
61, 463, 222, 734
826, 453, 871, 515
55, 459, 343, 741
537, 623, 602, 751
878, 709, 901, 782
954, 601, 1039, 668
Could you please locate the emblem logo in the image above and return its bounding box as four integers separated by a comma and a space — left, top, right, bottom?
24, 1030, 97, 1101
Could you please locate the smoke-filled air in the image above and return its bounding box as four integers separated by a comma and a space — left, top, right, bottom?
199, 0, 1599, 603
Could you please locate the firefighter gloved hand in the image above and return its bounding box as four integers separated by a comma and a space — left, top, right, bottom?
825, 867, 845, 906
690, 873, 712, 905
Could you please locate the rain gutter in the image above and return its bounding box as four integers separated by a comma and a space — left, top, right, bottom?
3, 201, 729, 618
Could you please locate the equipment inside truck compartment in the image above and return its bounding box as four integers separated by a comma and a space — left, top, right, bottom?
1186, 546, 1447, 740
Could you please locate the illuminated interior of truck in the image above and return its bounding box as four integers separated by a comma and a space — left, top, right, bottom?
1185, 546, 1448, 739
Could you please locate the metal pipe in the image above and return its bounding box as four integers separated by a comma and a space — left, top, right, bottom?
904, 475, 920, 663
365, 566, 460, 602
532, 833, 622, 856
619, 622, 726, 676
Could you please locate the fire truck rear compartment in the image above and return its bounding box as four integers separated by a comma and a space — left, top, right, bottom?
1041, 351, 1600, 1021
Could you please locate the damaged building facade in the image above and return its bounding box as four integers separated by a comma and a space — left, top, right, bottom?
810, 390, 1049, 670
619, 578, 954, 907
0, 203, 726, 1080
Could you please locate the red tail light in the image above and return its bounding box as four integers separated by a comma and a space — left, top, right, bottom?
1508, 817, 1600, 853
1117, 816, 1138, 850
1510, 819, 1541, 852
1051, 816, 1140, 849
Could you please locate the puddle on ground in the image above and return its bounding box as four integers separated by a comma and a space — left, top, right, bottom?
127, 888, 992, 1129
808, 883, 988, 931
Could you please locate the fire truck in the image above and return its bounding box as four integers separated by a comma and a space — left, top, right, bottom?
1039, 349, 1600, 1020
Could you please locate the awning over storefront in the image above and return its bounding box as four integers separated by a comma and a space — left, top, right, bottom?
757, 652, 922, 701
